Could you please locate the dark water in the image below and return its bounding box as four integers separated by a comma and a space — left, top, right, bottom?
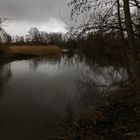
0, 54, 127, 140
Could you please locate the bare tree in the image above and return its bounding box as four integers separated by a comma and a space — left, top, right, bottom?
68, 0, 126, 38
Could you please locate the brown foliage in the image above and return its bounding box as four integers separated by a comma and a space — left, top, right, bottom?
8, 45, 61, 56
57, 89, 140, 140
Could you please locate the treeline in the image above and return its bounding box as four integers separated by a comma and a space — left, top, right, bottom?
12, 27, 64, 46
0, 27, 64, 46
0, 26, 76, 48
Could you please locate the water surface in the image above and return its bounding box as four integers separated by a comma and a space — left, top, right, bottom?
0, 54, 127, 140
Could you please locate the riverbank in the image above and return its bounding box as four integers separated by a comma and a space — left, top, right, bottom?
55, 88, 140, 140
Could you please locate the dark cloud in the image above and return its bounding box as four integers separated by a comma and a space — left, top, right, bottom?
0, 0, 69, 22
0, 0, 70, 35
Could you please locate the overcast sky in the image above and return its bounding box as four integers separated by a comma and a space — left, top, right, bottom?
0, 0, 70, 36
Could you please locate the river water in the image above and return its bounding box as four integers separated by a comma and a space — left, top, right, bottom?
0, 54, 127, 140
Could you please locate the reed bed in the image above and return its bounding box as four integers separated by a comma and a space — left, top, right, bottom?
9, 45, 61, 56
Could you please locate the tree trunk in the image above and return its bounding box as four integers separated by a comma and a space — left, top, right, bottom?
123, 0, 140, 88
123, 0, 135, 48
137, 7, 140, 38
117, 0, 124, 40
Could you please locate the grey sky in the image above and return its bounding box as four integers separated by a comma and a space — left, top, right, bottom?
0, 0, 70, 35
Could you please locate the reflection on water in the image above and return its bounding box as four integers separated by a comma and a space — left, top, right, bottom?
0, 63, 12, 98
77, 64, 128, 107
0, 54, 128, 140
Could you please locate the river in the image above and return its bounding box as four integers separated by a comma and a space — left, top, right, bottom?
0, 54, 127, 140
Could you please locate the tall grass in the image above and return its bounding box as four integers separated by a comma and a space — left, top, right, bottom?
9, 45, 61, 56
